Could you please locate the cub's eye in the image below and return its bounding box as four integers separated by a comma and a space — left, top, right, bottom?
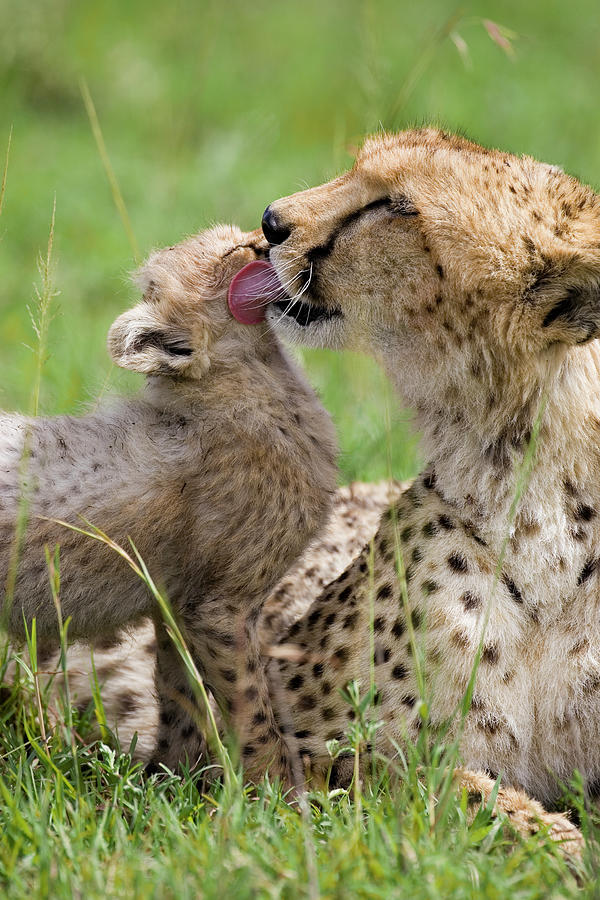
389, 195, 419, 217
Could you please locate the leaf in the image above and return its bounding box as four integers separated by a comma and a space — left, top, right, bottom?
450, 31, 471, 69
483, 19, 517, 58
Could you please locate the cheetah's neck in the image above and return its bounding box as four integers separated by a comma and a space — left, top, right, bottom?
410, 342, 600, 593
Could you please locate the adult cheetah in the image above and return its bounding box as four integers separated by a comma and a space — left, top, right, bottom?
235, 128, 600, 813
0, 225, 338, 784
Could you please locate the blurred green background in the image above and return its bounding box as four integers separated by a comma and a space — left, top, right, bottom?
1, 0, 600, 482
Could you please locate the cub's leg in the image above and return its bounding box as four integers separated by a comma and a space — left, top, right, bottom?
147, 621, 209, 774
149, 615, 294, 786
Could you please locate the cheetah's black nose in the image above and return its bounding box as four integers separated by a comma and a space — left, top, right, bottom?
262, 205, 291, 245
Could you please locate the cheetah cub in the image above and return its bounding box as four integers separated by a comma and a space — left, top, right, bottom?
0, 225, 338, 783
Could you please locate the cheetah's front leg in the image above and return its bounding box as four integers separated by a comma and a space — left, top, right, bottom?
456, 768, 583, 860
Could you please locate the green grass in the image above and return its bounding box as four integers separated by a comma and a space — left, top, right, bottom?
2, 0, 600, 894
0, 645, 593, 900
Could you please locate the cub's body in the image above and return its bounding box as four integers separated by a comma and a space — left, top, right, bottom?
0, 225, 338, 781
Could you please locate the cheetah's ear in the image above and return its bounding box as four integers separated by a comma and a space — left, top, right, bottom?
533, 253, 600, 345
107, 303, 199, 376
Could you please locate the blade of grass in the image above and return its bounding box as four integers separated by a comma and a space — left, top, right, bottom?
28, 197, 57, 418
80, 78, 140, 264
0, 125, 12, 219
21, 618, 48, 751
39, 515, 238, 795
44, 543, 82, 794
4, 204, 58, 619
384, 8, 464, 126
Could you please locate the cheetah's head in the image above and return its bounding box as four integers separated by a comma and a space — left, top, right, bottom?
257, 129, 600, 406
108, 225, 270, 380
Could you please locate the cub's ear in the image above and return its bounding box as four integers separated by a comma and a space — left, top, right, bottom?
532, 252, 600, 345
107, 303, 197, 375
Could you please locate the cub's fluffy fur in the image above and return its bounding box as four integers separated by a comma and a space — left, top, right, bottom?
0, 225, 338, 782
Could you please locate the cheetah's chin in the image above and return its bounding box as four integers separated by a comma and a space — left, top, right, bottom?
266, 298, 346, 350
270, 297, 343, 328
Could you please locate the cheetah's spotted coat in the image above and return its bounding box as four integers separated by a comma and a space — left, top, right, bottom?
260, 130, 600, 819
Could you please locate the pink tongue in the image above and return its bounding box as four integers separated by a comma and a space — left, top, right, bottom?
228, 260, 281, 325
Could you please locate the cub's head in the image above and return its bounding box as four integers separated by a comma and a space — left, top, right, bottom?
259, 129, 600, 404
108, 225, 269, 379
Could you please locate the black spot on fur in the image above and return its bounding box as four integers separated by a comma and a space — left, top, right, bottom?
343, 612, 358, 629
412, 546, 424, 563
288, 674, 304, 691
295, 729, 312, 739
575, 504, 596, 522
411, 610, 422, 629
160, 708, 176, 727
308, 608, 322, 627
564, 478, 578, 497
421, 580, 438, 596
339, 586, 352, 603
376, 647, 392, 665
482, 644, 500, 665
448, 553, 468, 573
220, 669, 237, 683
332, 647, 349, 665
422, 521, 437, 538
422, 470, 436, 490
298, 694, 316, 712
390, 194, 419, 217
502, 574, 523, 604
392, 664, 408, 680
461, 591, 482, 612
325, 612, 337, 627
373, 616, 386, 632
577, 558, 598, 586
469, 530, 488, 548
117, 694, 140, 716
392, 618, 405, 638
377, 583, 393, 601
438, 514, 454, 530
312, 662, 324, 678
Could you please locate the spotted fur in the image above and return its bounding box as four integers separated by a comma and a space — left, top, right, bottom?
0, 225, 338, 784
28, 481, 402, 758
36, 479, 583, 855
260, 130, 600, 820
